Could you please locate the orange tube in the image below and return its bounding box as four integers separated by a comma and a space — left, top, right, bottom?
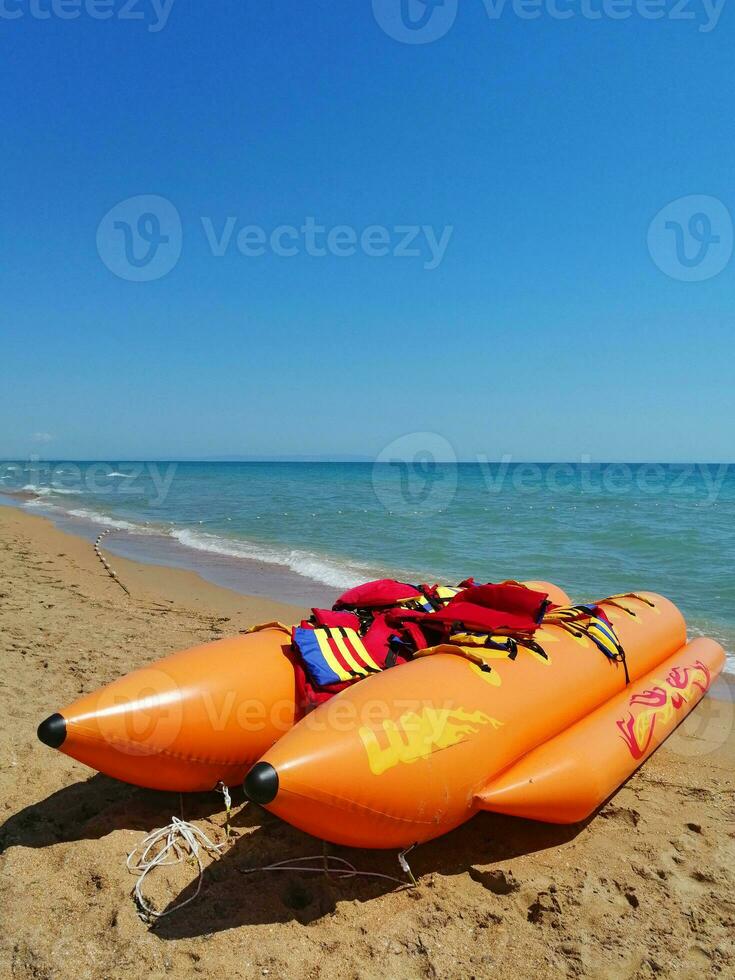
39, 581, 570, 791
38, 628, 298, 792
475, 636, 725, 823
247, 593, 693, 848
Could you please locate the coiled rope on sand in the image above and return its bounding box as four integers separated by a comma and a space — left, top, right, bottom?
126, 785, 415, 922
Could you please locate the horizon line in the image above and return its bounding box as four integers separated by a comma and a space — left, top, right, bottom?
1, 458, 733, 466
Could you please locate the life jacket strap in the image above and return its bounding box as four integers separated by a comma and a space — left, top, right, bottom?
241, 621, 292, 636
544, 605, 630, 684
440, 629, 550, 663
599, 592, 656, 616
413, 644, 497, 674
398, 583, 465, 613
433, 585, 463, 603
395, 592, 436, 614
605, 591, 655, 606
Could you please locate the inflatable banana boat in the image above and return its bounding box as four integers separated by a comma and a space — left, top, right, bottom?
241, 591, 724, 847
37, 579, 569, 792
37, 579, 724, 849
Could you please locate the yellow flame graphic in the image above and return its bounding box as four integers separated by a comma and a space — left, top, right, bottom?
359, 706, 502, 776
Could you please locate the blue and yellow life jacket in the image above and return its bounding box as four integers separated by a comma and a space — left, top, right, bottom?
292, 626, 384, 687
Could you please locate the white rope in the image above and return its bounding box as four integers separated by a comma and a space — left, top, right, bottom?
218, 781, 232, 812
217, 781, 232, 838
127, 830, 411, 922
126, 816, 226, 920
238, 853, 412, 887
126, 786, 414, 922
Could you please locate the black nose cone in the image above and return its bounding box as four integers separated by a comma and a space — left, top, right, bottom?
244, 762, 279, 805
37, 713, 66, 749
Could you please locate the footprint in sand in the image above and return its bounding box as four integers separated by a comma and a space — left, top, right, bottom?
469, 867, 520, 895
527, 885, 562, 926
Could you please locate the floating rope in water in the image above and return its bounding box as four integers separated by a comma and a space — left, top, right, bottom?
94, 529, 131, 596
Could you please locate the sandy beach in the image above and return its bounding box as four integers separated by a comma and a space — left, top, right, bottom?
1, 504, 733, 979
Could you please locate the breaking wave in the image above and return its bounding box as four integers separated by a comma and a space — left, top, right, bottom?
21, 484, 84, 496
168, 527, 383, 590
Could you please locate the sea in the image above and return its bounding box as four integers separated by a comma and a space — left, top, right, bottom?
1, 459, 733, 673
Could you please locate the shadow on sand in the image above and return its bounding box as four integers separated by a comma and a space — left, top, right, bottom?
153, 807, 589, 938
1, 773, 589, 935
0, 773, 237, 853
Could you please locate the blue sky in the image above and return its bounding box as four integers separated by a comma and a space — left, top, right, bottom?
1, 1, 733, 462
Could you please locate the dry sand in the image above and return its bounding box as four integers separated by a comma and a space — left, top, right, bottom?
1, 504, 733, 979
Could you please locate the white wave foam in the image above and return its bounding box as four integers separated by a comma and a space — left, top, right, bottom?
18, 492, 392, 590
17, 491, 155, 535
65, 508, 149, 532
24, 498, 50, 509
169, 527, 379, 589
107, 472, 135, 478
688, 622, 735, 676
22, 484, 83, 496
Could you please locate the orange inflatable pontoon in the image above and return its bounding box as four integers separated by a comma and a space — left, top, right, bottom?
243, 592, 725, 847
37, 580, 570, 792
36, 626, 299, 791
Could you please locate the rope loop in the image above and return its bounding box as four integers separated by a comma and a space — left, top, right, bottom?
127, 816, 226, 921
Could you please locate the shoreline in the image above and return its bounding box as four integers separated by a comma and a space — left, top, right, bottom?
3, 491, 734, 679
0, 491, 340, 608
0, 503, 309, 626
1, 502, 733, 977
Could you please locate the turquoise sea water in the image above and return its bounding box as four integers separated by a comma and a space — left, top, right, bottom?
2, 460, 733, 671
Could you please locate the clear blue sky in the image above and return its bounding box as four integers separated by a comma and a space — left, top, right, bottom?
1, 2, 733, 462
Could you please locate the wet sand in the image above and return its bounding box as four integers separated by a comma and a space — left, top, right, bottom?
1, 505, 733, 979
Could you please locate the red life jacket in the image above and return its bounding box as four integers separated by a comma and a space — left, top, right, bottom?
291, 656, 352, 711
387, 583, 550, 643
292, 579, 549, 711
307, 609, 361, 630
333, 579, 426, 609
447, 583, 550, 624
